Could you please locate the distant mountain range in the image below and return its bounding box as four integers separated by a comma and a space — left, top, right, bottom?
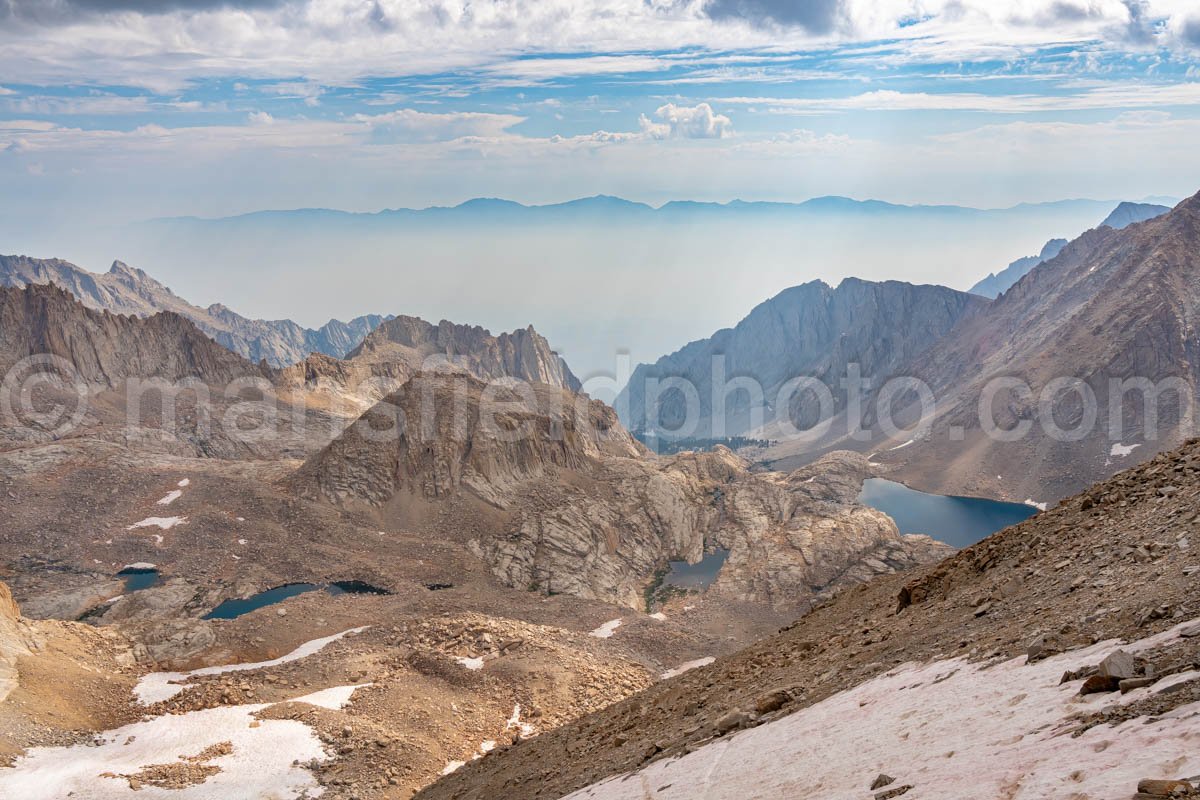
0, 255, 390, 367
967, 201, 1172, 298
148, 194, 1170, 228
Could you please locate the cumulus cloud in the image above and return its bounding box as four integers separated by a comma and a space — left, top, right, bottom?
639, 102, 732, 139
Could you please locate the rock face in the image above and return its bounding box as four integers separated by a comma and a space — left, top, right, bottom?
886, 189, 1200, 502
277, 315, 580, 411
0, 581, 33, 702
298, 373, 950, 610
968, 238, 1068, 299
617, 278, 986, 439
0, 283, 268, 387
0, 255, 389, 366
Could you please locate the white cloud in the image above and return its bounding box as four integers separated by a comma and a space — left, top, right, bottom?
260, 80, 325, 107
639, 102, 732, 139
352, 108, 526, 143
0, 0, 1196, 91
724, 82, 1200, 114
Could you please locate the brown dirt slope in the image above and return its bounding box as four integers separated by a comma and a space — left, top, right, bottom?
419, 437, 1200, 800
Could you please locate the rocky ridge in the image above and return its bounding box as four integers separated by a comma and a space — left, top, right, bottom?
617, 278, 986, 439
0, 255, 390, 367
277, 315, 581, 412
0, 283, 268, 388
968, 237, 1068, 298
883, 188, 1200, 501
299, 373, 950, 610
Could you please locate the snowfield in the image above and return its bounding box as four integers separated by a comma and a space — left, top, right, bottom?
566, 619, 1200, 800
0, 703, 328, 799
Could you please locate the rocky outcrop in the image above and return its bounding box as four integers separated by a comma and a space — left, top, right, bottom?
0, 283, 268, 387
885, 189, 1200, 501
0, 581, 33, 702
299, 374, 950, 610
0, 255, 389, 366
617, 278, 986, 439
968, 238, 1067, 298
277, 315, 580, 411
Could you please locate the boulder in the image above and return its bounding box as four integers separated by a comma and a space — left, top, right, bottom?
1097, 649, 1137, 680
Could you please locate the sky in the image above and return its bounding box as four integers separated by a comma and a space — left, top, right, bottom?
1, 0, 1200, 377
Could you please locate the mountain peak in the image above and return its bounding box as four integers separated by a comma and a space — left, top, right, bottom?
108, 260, 145, 278
1099, 200, 1171, 230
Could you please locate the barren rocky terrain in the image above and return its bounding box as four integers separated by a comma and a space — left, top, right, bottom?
422, 437, 1200, 800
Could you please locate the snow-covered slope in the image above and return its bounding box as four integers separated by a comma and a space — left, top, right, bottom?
562, 620, 1200, 800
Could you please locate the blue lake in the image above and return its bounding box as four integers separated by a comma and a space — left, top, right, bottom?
858, 478, 1039, 549
117, 567, 160, 592
202, 581, 390, 620
664, 549, 730, 590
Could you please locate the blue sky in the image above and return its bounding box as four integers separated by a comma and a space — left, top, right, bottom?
2, 0, 1200, 226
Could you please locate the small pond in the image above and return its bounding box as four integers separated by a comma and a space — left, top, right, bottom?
202, 581, 390, 620
858, 478, 1039, 549
663, 548, 730, 590
117, 567, 160, 592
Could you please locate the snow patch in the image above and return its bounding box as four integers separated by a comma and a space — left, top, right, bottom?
135, 627, 369, 705
590, 619, 622, 639
1024, 499, 1048, 512
127, 516, 187, 531
441, 760, 466, 776
156, 490, 183, 506
455, 656, 485, 671
567, 623, 1200, 800
1110, 443, 1141, 458
289, 684, 371, 711
123, 562, 156, 570
660, 657, 714, 680
177, 478, 191, 487
889, 439, 916, 451
0, 703, 328, 799
506, 704, 536, 737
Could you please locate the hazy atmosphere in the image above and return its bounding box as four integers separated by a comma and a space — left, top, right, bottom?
3, 5, 1200, 800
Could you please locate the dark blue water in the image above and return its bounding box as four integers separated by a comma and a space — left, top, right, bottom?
202, 581, 390, 620
664, 549, 730, 590
117, 568, 160, 592
858, 478, 1039, 549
